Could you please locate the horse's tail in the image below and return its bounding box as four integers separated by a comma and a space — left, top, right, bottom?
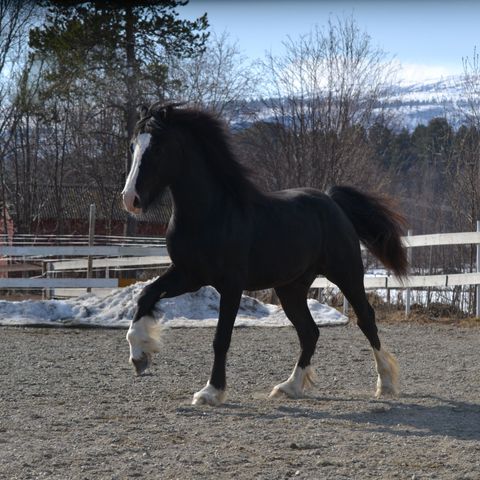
328, 185, 408, 277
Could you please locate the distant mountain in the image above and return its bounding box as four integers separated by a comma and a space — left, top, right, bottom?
383, 76, 467, 130
237, 76, 470, 131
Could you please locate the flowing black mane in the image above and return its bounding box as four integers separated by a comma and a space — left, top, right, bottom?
136, 104, 261, 204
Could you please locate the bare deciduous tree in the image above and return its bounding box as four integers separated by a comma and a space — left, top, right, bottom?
450, 49, 480, 230
168, 31, 260, 123
246, 16, 397, 192
0, 0, 39, 233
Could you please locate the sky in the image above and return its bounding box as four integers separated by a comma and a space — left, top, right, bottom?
180, 0, 480, 84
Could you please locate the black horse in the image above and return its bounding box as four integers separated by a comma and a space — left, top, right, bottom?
122, 104, 407, 406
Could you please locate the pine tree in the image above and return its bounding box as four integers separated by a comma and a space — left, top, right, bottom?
29, 1, 209, 234
368, 122, 393, 168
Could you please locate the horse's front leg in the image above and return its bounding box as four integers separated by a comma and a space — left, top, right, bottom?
192, 287, 242, 406
127, 265, 198, 375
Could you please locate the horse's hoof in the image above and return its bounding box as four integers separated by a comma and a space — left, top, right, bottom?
269, 383, 302, 399
373, 348, 399, 398
269, 366, 315, 399
130, 353, 150, 376
192, 382, 226, 406
375, 381, 398, 398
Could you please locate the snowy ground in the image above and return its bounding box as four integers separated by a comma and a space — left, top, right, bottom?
0, 281, 347, 328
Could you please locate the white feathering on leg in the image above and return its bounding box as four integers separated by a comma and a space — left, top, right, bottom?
269, 365, 316, 399
126, 315, 163, 362
192, 382, 226, 406
373, 348, 399, 398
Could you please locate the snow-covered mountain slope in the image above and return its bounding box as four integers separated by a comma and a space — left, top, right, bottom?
238, 76, 470, 131
384, 75, 467, 129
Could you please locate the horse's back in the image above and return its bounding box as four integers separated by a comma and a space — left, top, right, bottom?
253, 187, 355, 242
246, 188, 360, 289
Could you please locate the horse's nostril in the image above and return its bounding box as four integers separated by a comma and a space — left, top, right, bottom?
133, 196, 141, 208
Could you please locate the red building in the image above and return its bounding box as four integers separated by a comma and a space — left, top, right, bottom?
8, 186, 171, 237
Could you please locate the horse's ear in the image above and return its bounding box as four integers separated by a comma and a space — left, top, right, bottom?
159, 102, 186, 120
150, 101, 185, 123
159, 108, 169, 121
137, 104, 149, 119
151, 108, 167, 124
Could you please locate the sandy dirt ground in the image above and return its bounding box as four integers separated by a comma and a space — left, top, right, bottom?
1, 322, 479, 480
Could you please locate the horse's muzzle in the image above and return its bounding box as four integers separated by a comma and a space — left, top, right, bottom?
122, 190, 142, 215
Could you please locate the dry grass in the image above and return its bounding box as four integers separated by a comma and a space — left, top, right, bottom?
351, 295, 480, 327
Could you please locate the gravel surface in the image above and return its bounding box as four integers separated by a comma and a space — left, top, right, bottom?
1, 323, 479, 479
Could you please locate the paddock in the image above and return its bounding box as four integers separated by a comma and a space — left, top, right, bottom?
1, 322, 478, 479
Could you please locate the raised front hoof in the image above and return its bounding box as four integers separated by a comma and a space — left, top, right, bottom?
130, 353, 151, 376
192, 383, 226, 406
269, 383, 303, 399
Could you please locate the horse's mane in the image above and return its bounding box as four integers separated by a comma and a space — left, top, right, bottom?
136, 103, 261, 204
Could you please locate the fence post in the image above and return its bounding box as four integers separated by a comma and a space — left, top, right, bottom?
86, 204, 96, 293
477, 220, 480, 318
42, 261, 53, 300
405, 229, 412, 318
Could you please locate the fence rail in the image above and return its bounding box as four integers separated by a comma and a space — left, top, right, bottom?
0, 278, 118, 288
1, 246, 167, 257
0, 233, 166, 246
1, 227, 479, 316
312, 272, 480, 289
402, 231, 480, 248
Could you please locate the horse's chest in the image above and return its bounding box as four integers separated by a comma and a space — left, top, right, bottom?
166, 226, 246, 280
167, 232, 218, 270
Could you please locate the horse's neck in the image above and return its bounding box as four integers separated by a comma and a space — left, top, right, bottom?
169, 155, 220, 225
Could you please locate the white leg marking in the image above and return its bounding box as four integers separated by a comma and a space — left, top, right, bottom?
269, 365, 315, 399
373, 348, 399, 397
192, 382, 226, 406
126, 315, 162, 364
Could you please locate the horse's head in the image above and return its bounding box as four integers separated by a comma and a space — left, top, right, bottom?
121, 103, 182, 214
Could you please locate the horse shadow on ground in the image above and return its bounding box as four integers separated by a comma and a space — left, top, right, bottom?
176, 393, 480, 442
330, 393, 480, 442
291, 393, 480, 441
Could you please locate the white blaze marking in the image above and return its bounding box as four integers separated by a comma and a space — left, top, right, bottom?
122, 132, 152, 213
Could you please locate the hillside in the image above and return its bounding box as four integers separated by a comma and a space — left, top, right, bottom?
240, 76, 469, 131
385, 76, 467, 129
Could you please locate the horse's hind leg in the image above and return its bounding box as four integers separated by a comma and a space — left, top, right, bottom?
330, 267, 399, 398
269, 280, 319, 399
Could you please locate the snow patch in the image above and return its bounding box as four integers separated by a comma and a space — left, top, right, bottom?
0, 281, 347, 328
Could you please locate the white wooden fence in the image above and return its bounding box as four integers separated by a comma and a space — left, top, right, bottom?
1, 227, 479, 316
0, 245, 168, 290
312, 230, 480, 288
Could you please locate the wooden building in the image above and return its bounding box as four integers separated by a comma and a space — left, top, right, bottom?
4, 185, 171, 237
